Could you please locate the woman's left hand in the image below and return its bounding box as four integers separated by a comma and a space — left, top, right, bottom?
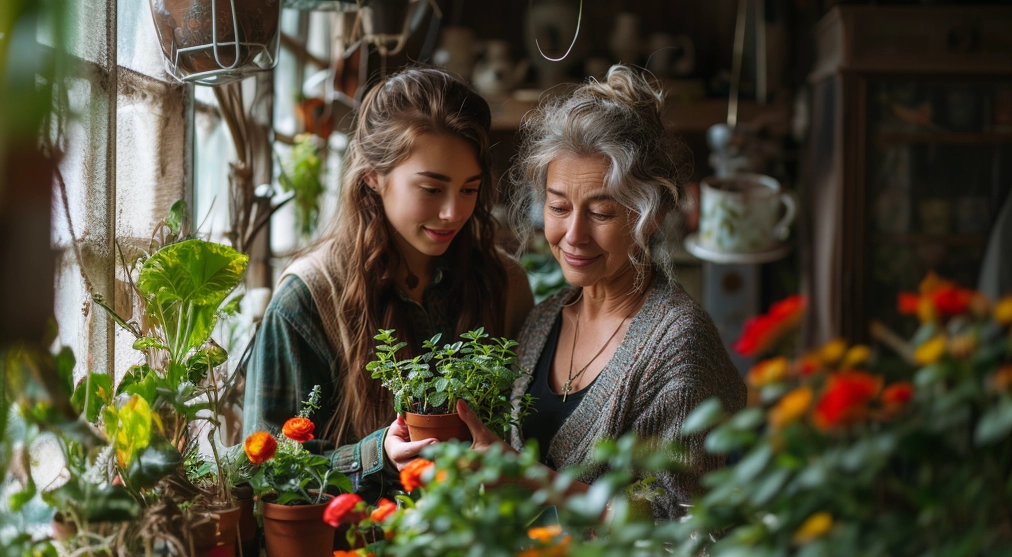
456, 399, 516, 455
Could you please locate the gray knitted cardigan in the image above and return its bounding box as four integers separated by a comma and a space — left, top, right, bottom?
509, 278, 747, 520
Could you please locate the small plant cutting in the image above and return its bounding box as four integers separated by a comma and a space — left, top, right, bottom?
245, 386, 353, 557
368, 328, 535, 442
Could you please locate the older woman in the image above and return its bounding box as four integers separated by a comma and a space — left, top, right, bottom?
459, 65, 746, 520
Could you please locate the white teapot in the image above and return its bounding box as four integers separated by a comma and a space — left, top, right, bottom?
471, 40, 528, 96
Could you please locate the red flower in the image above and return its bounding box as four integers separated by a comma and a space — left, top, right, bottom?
244, 431, 277, 464
400, 459, 435, 493
369, 498, 397, 522
282, 417, 315, 443
734, 295, 806, 357
323, 493, 365, 527
880, 382, 914, 414
814, 372, 883, 429
897, 292, 920, 315
931, 285, 974, 317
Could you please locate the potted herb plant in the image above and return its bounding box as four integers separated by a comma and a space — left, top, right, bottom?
245, 386, 353, 557
368, 328, 535, 443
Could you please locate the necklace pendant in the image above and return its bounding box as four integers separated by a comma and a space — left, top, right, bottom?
561, 380, 571, 402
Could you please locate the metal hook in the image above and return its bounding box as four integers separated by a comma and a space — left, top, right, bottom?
530, 0, 583, 62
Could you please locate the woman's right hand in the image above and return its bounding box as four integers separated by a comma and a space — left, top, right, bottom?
383, 415, 438, 471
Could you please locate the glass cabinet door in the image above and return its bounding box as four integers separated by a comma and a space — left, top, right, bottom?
865, 79, 1012, 336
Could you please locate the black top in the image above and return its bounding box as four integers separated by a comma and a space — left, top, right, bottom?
521, 315, 598, 468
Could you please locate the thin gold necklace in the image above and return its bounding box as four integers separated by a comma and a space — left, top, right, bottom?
561, 298, 638, 402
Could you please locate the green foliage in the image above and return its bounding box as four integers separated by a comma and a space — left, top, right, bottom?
277, 134, 325, 238
368, 328, 535, 441
366, 434, 685, 557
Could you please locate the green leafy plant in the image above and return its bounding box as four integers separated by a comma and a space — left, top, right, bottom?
277, 133, 325, 238
368, 328, 535, 441
247, 386, 352, 505
327, 434, 685, 557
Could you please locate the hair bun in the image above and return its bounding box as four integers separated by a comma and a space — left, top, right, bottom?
584, 65, 664, 117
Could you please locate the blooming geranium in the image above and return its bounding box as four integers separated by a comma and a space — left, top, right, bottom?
734, 295, 807, 357
400, 458, 435, 493
324, 493, 366, 527
897, 271, 981, 323
813, 372, 883, 429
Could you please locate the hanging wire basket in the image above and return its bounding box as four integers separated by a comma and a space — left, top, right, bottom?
149, 0, 283, 86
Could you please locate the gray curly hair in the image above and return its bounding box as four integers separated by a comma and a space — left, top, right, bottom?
508, 64, 691, 288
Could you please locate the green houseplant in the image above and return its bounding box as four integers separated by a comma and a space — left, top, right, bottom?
671, 273, 1012, 557
368, 328, 534, 442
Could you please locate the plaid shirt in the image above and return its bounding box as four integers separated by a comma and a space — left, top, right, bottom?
242, 271, 456, 502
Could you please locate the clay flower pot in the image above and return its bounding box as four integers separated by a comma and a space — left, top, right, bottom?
404, 412, 470, 442
193, 505, 241, 557
231, 483, 258, 556
261, 494, 335, 557
148, 0, 281, 78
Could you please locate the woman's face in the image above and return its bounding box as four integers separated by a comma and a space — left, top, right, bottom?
370, 133, 483, 261
543, 153, 639, 288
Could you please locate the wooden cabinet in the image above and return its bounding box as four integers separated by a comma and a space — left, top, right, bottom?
803, 5, 1012, 344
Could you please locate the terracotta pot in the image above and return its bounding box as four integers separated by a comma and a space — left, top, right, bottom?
51, 512, 77, 543
193, 505, 241, 557
261, 495, 335, 557
404, 411, 470, 442
148, 0, 281, 76
231, 484, 258, 555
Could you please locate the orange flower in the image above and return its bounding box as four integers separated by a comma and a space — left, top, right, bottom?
914, 335, 947, 365
528, 525, 563, 544
839, 345, 871, 369
769, 386, 813, 430
244, 431, 277, 464
734, 295, 807, 357
282, 417, 315, 443
400, 458, 434, 493
369, 498, 397, 522
747, 357, 788, 387
990, 365, 1012, 393
819, 338, 849, 367
880, 382, 914, 414
814, 372, 883, 429
323, 493, 365, 527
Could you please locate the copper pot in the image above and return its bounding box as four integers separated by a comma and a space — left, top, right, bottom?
148, 0, 280, 77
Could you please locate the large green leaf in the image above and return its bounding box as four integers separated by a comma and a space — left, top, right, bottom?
70, 371, 113, 422
126, 438, 183, 488
137, 239, 247, 308
974, 396, 1012, 446
45, 479, 141, 522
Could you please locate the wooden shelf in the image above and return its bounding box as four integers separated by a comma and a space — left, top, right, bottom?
876, 130, 1012, 145
872, 233, 990, 246
486, 94, 790, 135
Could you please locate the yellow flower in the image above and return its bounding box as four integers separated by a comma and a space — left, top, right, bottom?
914, 335, 947, 365
792, 512, 833, 545
747, 357, 789, 387
819, 338, 849, 367
917, 296, 939, 324
839, 344, 871, 369
769, 386, 813, 430
995, 296, 1012, 326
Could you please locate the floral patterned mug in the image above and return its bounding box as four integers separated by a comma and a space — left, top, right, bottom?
699, 173, 796, 253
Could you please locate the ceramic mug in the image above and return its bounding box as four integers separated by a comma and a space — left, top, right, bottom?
698, 173, 796, 253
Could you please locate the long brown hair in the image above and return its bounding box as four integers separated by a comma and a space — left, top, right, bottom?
316, 67, 507, 444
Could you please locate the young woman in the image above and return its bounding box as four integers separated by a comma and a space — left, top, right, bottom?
243, 68, 533, 502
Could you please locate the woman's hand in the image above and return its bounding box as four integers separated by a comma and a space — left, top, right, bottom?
456, 399, 516, 455
383, 415, 437, 471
